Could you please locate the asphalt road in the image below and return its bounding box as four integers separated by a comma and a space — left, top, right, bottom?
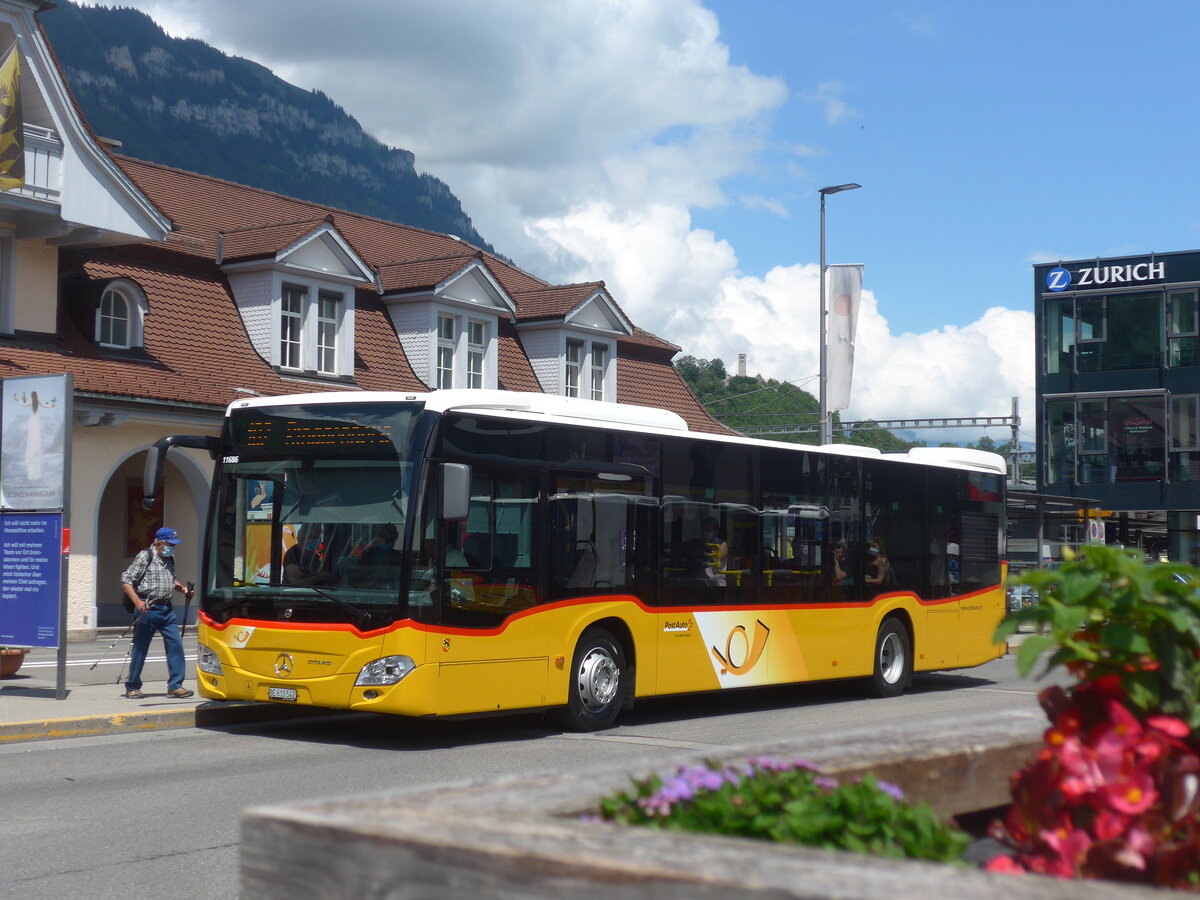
0, 654, 1056, 900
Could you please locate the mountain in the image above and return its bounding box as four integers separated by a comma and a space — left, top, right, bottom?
41, 1, 497, 254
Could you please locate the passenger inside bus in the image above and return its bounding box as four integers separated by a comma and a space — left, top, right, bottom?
865, 538, 895, 586
832, 540, 853, 586
283, 524, 335, 586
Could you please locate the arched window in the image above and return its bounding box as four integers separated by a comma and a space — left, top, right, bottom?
97, 287, 131, 348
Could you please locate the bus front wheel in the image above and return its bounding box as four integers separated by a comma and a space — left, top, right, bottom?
554, 627, 625, 731
871, 618, 911, 698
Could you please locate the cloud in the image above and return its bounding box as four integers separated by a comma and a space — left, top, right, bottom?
737, 193, 790, 217
76, 0, 1031, 441
805, 81, 860, 125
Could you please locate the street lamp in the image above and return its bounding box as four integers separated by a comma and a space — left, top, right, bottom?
818, 182, 861, 445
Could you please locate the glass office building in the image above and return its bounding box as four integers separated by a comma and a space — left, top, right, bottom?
1035, 250, 1200, 565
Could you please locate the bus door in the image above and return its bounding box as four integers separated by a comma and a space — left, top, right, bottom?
423, 463, 550, 715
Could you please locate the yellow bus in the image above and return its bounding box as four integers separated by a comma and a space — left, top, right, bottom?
147, 390, 1007, 731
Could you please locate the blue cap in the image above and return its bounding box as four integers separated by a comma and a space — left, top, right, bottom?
155, 527, 182, 545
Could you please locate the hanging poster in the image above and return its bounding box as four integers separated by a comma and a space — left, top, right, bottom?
1, 373, 69, 510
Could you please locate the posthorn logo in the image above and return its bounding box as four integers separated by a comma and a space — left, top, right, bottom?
1046, 267, 1071, 292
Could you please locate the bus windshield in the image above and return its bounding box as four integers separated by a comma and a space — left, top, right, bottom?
205, 402, 429, 627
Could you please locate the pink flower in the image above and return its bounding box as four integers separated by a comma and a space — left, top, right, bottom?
1100, 771, 1157, 815
984, 854, 1025, 875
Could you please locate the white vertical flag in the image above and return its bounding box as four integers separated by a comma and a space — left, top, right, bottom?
825, 264, 863, 411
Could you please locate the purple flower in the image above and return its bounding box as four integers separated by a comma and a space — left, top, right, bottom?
872, 778, 905, 801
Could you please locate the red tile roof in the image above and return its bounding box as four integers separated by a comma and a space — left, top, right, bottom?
0, 154, 729, 433
217, 216, 335, 265
376, 253, 482, 295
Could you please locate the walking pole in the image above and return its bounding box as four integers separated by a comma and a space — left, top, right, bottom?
89, 607, 146, 671
180, 585, 194, 643
181, 582, 194, 638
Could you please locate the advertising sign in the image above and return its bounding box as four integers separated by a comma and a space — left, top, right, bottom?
0, 512, 61, 646
1, 373, 69, 510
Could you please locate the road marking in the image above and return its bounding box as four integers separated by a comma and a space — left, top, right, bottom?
21, 654, 199, 669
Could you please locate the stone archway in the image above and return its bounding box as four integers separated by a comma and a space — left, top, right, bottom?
94, 448, 210, 628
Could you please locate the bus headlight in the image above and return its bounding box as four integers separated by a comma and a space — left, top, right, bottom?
356, 655, 415, 686
198, 643, 223, 676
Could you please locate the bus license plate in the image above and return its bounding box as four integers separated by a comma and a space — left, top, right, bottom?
268, 686, 297, 701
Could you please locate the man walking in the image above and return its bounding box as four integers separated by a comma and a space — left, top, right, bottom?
120, 526, 194, 699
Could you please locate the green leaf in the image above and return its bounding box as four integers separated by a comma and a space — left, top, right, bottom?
1015, 634, 1054, 676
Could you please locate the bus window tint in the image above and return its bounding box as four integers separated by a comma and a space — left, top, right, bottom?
439, 469, 540, 627
863, 461, 926, 597
961, 472, 1003, 590
760, 447, 826, 604
827, 457, 862, 603
550, 472, 648, 599
927, 469, 961, 597
660, 438, 754, 606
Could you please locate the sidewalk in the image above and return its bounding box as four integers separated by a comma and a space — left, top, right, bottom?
1, 628, 1039, 745
0, 631, 324, 744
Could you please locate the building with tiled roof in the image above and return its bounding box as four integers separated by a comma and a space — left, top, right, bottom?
0, 0, 728, 638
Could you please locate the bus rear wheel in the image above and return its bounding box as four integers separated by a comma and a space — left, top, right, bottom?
870, 618, 911, 698
553, 627, 625, 731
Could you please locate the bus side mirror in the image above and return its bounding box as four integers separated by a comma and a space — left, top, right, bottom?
142, 434, 220, 509
441, 463, 471, 521
142, 444, 163, 509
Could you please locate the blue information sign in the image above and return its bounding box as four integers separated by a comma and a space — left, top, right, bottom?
0, 512, 61, 647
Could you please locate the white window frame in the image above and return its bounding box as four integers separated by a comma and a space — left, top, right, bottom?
561, 334, 615, 401
427, 307, 497, 390
590, 342, 608, 401
94, 279, 148, 350
316, 290, 340, 375
98, 287, 131, 349
436, 313, 456, 389
280, 283, 305, 370
565, 339, 583, 398
467, 319, 486, 389
274, 277, 349, 376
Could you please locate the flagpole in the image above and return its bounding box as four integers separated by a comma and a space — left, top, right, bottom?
817, 183, 861, 445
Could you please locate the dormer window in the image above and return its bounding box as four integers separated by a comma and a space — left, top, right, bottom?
564, 337, 613, 401
277, 281, 346, 375
431, 309, 494, 389
93, 280, 148, 350
220, 219, 369, 380
317, 291, 340, 374
281, 284, 304, 368
98, 287, 129, 347
591, 344, 609, 401
437, 314, 455, 388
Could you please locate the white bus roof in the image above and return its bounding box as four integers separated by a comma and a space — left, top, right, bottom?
227, 389, 690, 432
227, 390, 1007, 475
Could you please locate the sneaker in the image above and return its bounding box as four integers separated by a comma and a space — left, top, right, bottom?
123, 689, 144, 699
167, 688, 194, 698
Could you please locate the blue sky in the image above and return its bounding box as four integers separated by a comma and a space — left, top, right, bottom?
701, 0, 1200, 332
75, 1, 1200, 443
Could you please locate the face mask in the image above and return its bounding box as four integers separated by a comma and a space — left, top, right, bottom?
160, 545, 174, 558
869, 547, 879, 556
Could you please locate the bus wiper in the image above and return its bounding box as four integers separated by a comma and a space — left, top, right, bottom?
299, 585, 371, 628
209, 588, 370, 627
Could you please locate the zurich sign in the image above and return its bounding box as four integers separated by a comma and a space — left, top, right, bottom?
1046, 267, 1071, 292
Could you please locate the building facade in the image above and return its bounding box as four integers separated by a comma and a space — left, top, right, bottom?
0, 0, 730, 638
1034, 250, 1200, 564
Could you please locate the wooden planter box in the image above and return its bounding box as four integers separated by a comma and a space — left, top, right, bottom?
239, 709, 1184, 898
